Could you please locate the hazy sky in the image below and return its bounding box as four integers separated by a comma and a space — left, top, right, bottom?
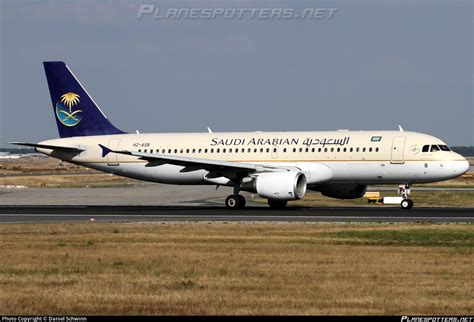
0, 0, 472, 147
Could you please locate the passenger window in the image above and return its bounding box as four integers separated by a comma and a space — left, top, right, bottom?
273, 148, 277, 153
337, 148, 340, 152
430, 145, 440, 152
144, 149, 147, 153
254, 148, 257, 153
174, 149, 177, 154
343, 148, 347, 152
204, 149, 208, 153
217, 149, 220, 153
356, 148, 359, 152
369, 147, 372, 152
266, 148, 269, 153
422, 145, 430, 152
283, 148, 287, 153
311, 148, 315, 152
138, 149, 142, 152
350, 147, 353, 152
192, 149, 195, 153
248, 148, 251, 153
210, 149, 214, 153
241, 148, 244, 153
198, 149, 201, 153
299, 148, 303, 153
229, 148, 232, 153
168, 149, 171, 153
293, 148, 296, 152
150, 149, 153, 153
375, 147, 379, 152
223, 149, 226, 153
324, 148, 328, 152
260, 148, 264, 153
318, 148, 322, 152
330, 148, 334, 152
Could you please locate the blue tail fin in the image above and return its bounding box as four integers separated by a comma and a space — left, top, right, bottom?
43, 61, 125, 138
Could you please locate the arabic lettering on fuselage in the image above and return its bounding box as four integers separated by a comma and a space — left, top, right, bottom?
210, 137, 350, 147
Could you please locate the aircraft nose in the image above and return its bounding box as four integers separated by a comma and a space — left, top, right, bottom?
458, 159, 470, 175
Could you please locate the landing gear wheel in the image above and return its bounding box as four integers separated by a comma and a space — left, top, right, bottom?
400, 199, 414, 209
237, 195, 246, 208
268, 199, 288, 209
226, 195, 246, 209
225, 195, 239, 209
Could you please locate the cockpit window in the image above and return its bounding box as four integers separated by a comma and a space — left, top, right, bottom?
422, 145, 430, 152
430, 145, 440, 152
439, 145, 450, 151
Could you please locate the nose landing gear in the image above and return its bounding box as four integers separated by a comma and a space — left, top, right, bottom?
399, 184, 414, 209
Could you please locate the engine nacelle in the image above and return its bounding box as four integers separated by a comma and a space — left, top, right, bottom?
241, 171, 307, 200
316, 183, 367, 199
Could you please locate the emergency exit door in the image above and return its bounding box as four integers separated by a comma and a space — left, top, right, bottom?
106, 139, 121, 166
391, 136, 406, 164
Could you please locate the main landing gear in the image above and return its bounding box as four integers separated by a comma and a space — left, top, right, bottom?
225, 186, 247, 209
225, 195, 246, 209
399, 184, 414, 209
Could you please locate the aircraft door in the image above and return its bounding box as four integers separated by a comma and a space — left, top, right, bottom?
107, 139, 121, 166
271, 145, 278, 159
391, 136, 406, 164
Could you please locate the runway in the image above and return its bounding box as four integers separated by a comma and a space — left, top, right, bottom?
0, 205, 472, 223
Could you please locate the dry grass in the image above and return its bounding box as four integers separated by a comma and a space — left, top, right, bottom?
0, 173, 143, 188
0, 223, 472, 315
0, 158, 143, 188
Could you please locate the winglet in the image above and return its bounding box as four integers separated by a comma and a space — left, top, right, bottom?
207, 126, 213, 133
398, 125, 404, 132
98, 144, 112, 157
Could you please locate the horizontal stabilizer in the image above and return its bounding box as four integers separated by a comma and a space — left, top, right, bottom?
9, 142, 84, 153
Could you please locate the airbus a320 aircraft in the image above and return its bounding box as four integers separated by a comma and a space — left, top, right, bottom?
13, 62, 469, 209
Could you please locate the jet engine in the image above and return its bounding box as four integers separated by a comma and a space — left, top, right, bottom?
241, 171, 307, 200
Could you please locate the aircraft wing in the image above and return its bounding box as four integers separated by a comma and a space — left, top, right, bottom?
99, 144, 292, 179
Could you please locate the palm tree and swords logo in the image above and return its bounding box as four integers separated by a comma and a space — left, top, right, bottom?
55, 92, 83, 126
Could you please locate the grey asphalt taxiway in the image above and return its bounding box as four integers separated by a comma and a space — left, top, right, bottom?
1, 185, 473, 223
0, 205, 472, 223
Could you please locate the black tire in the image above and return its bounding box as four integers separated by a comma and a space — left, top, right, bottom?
268, 199, 288, 209
225, 195, 240, 209
237, 195, 246, 208
400, 199, 414, 209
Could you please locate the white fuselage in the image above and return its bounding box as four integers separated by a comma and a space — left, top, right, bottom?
36, 130, 469, 188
